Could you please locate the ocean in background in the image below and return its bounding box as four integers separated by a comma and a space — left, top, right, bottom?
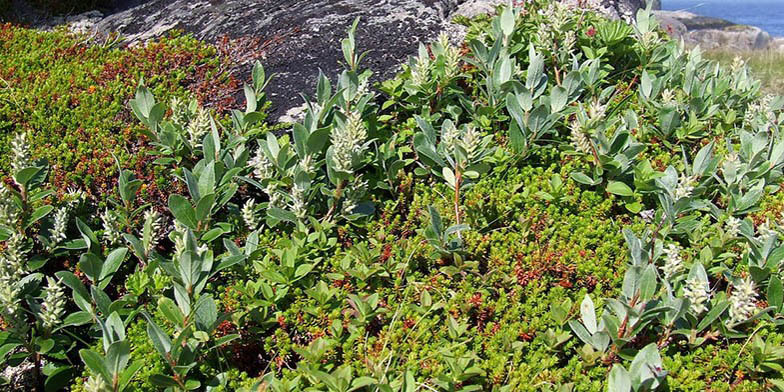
663, 0, 784, 37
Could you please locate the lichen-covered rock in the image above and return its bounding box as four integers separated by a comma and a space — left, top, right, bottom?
89, 0, 464, 118
34, 0, 647, 119
654, 10, 773, 51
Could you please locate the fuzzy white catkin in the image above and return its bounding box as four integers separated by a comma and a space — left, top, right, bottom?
437, 33, 461, 80
725, 216, 741, 238
242, 199, 259, 230
290, 183, 308, 219
172, 220, 187, 258
442, 121, 460, 154
299, 154, 316, 174
49, 207, 68, 247
331, 110, 367, 173
40, 277, 66, 330
100, 209, 123, 246
249, 149, 274, 180
0, 186, 19, 229
0, 283, 20, 318
674, 173, 697, 200
682, 277, 710, 314
411, 51, 431, 87
0, 283, 26, 336
11, 132, 31, 174
661, 244, 683, 278
84, 375, 111, 392
264, 183, 282, 209
187, 107, 211, 148
757, 218, 778, 240
0, 233, 28, 283
460, 125, 480, 158
143, 210, 164, 254
729, 277, 758, 324
570, 121, 592, 154
65, 187, 86, 207
170, 96, 192, 127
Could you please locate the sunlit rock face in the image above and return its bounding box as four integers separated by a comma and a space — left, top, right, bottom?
84, 0, 645, 118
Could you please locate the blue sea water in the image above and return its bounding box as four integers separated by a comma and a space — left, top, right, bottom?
663, 0, 784, 37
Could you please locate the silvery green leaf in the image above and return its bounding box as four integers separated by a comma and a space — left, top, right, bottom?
607, 364, 631, 392
550, 86, 568, 113
580, 294, 597, 334
442, 167, 456, 189
640, 70, 652, 100
629, 343, 664, 389
500, 5, 515, 38
692, 141, 715, 177
639, 264, 657, 301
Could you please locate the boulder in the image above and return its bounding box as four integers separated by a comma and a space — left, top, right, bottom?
654, 10, 773, 51
90, 0, 466, 118
22, 0, 647, 119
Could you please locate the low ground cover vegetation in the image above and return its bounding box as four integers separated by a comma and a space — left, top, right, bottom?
2, 1, 784, 391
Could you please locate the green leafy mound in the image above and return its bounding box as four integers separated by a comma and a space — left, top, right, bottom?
0, 24, 247, 206
2, 1, 784, 392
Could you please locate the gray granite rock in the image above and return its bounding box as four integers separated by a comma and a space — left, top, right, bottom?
23, 0, 647, 119
88, 0, 465, 118
654, 10, 774, 51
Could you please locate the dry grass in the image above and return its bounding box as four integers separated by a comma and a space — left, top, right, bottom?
703, 48, 784, 95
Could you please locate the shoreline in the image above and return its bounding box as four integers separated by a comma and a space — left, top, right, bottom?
653, 9, 783, 51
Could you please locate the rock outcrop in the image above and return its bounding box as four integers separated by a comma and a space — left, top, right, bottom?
16, 0, 647, 119
654, 10, 773, 51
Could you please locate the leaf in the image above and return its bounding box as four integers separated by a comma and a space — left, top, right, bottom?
769, 275, 784, 312
75, 217, 99, 254
267, 207, 297, 223
106, 341, 131, 377
697, 300, 729, 331
169, 195, 197, 229
14, 167, 43, 188
80, 349, 111, 385
44, 365, 74, 392
119, 361, 143, 392
500, 5, 515, 37
194, 193, 216, 222
692, 141, 715, 177
639, 264, 658, 301
198, 161, 216, 198
571, 172, 598, 185
63, 311, 93, 327
78, 253, 103, 284
607, 181, 634, 197
56, 271, 91, 313
607, 364, 631, 392
580, 294, 597, 334
307, 127, 332, 154
25, 205, 54, 229
640, 70, 652, 100
550, 86, 568, 113
149, 374, 180, 388
442, 167, 456, 189
194, 295, 218, 331
158, 297, 185, 327
201, 227, 224, 242
99, 248, 128, 287
144, 317, 172, 356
